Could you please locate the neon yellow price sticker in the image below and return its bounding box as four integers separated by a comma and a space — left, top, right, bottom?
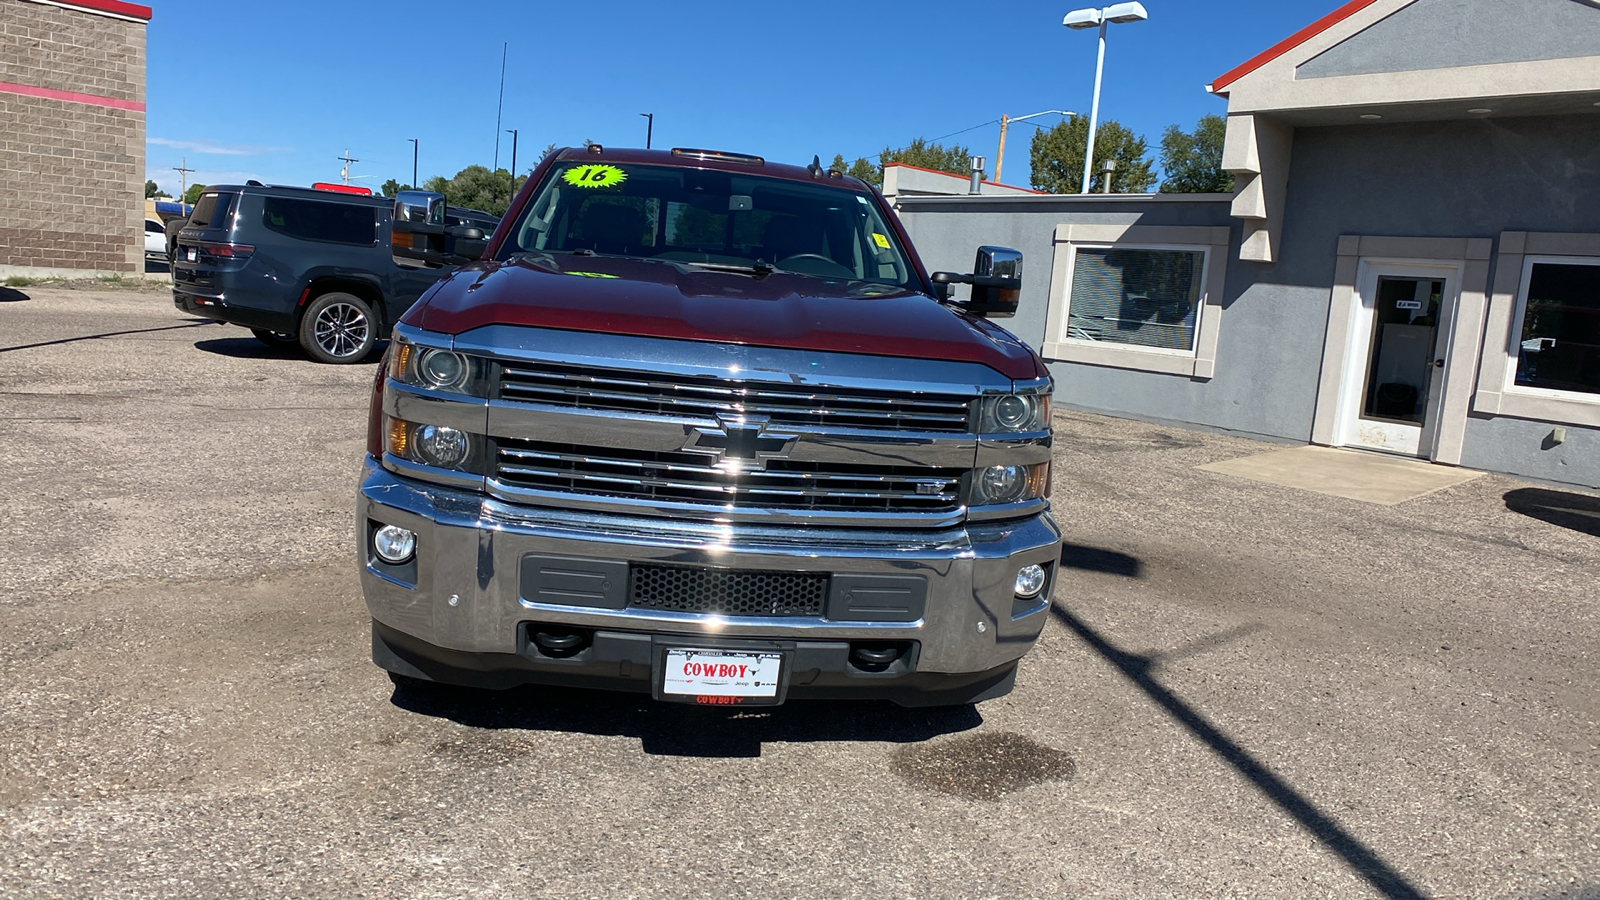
872, 233, 891, 250
562, 164, 627, 189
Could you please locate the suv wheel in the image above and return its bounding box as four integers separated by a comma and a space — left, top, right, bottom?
250, 328, 297, 349
300, 292, 377, 364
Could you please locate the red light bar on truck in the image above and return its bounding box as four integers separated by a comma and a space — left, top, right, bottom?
312, 182, 373, 195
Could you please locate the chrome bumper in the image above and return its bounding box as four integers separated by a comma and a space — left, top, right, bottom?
358, 458, 1061, 676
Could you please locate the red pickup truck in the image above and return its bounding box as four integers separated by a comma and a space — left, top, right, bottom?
361, 147, 1060, 706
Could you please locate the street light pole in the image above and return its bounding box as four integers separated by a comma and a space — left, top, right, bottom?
1081, 18, 1107, 195
995, 109, 1074, 184
408, 138, 418, 190
1063, 3, 1147, 195
640, 112, 653, 149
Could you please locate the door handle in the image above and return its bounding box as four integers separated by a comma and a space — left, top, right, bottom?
1433, 359, 1445, 368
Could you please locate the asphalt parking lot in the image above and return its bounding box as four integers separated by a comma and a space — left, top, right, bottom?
1, 284, 1596, 899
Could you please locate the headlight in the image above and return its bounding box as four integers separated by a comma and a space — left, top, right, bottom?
384, 417, 482, 473
390, 339, 480, 395
415, 424, 469, 468
971, 462, 1050, 505
980, 391, 1051, 433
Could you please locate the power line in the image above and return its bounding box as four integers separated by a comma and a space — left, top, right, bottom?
845, 118, 1001, 164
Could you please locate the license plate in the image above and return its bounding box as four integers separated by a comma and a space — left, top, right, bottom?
186, 247, 197, 262
661, 648, 783, 704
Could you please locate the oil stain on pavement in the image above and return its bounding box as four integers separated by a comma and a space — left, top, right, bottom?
889, 731, 1074, 801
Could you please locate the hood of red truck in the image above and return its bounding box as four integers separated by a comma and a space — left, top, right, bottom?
411, 255, 1046, 380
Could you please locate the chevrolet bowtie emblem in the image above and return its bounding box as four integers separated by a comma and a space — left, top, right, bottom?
682, 415, 798, 471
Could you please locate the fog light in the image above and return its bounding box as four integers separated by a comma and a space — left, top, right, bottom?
414, 424, 468, 468
373, 524, 415, 564
1015, 564, 1047, 598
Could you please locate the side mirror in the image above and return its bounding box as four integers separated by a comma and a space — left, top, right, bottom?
391, 190, 449, 268
395, 190, 446, 228
930, 246, 1023, 318
446, 225, 488, 261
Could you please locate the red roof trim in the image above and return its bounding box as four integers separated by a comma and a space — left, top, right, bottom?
883, 161, 1043, 194
1208, 0, 1381, 93
23, 0, 152, 21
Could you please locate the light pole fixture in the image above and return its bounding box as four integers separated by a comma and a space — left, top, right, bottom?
640, 112, 654, 149
1063, 1, 1147, 195
995, 110, 1074, 185
407, 138, 418, 190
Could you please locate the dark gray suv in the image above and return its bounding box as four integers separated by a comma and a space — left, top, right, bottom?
171, 183, 494, 363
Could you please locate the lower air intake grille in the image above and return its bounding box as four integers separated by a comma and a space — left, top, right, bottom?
629, 565, 827, 617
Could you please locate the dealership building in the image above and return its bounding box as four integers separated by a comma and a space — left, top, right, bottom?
0, 0, 151, 276
901, 0, 1600, 490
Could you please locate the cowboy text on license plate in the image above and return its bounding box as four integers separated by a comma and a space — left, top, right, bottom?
662, 648, 781, 701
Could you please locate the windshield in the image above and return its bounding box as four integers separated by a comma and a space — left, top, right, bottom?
498, 161, 918, 289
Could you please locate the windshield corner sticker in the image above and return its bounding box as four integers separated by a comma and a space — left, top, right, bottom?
872, 232, 891, 250
562, 164, 627, 189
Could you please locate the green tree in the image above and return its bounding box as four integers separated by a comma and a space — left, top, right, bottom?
421, 165, 514, 215
144, 179, 168, 199
1029, 119, 1156, 193
1159, 114, 1233, 193
829, 154, 881, 187
880, 138, 971, 177
182, 183, 207, 205
380, 178, 414, 198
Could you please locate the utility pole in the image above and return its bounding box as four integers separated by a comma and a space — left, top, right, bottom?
505, 129, 518, 201
408, 138, 418, 190
994, 110, 1072, 185
640, 112, 653, 149
493, 42, 507, 170
337, 149, 360, 186
172, 157, 195, 205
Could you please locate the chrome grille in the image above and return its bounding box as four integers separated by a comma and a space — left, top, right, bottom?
498, 362, 973, 433
629, 565, 827, 617
494, 439, 963, 514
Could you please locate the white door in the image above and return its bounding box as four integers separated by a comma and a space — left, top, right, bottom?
1335, 262, 1459, 457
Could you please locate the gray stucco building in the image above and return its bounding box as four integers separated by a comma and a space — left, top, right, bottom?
898, 0, 1600, 490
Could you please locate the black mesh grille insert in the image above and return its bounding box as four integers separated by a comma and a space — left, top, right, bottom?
628, 564, 827, 617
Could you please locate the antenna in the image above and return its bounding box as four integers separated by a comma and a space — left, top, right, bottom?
807, 155, 823, 178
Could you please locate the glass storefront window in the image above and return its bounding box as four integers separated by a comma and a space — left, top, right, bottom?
1066, 246, 1206, 352
1515, 261, 1600, 396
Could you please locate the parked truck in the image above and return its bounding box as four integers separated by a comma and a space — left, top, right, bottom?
361, 146, 1060, 706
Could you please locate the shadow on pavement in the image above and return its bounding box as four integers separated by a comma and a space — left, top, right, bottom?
193, 336, 302, 360
0, 288, 29, 302
1504, 487, 1600, 538
1055, 544, 1426, 900
0, 320, 214, 354
1060, 542, 1144, 578
390, 682, 981, 758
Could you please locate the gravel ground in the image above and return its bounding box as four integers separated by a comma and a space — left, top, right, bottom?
0, 285, 1595, 899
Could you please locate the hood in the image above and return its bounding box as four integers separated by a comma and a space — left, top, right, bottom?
413, 255, 1046, 380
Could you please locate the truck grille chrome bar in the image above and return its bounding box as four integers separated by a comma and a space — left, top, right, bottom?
498, 363, 973, 433
495, 439, 963, 514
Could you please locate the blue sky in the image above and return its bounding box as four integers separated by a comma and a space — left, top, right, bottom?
144, 0, 1334, 195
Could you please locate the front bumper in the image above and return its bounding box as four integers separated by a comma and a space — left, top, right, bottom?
359, 459, 1061, 703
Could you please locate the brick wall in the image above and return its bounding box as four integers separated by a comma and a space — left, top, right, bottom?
0, 0, 148, 274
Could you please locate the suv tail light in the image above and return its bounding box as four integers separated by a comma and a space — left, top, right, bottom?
197, 240, 254, 258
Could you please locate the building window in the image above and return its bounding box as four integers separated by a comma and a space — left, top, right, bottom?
1513, 259, 1600, 397
1066, 246, 1207, 353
